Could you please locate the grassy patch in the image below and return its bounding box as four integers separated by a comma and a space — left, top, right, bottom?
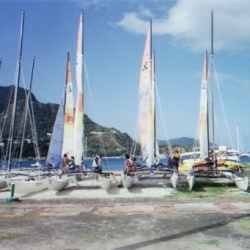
169, 178, 250, 199
197, 239, 220, 246
0, 215, 41, 222
232, 217, 250, 232
0, 232, 28, 242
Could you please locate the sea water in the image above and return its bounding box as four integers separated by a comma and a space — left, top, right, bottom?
2, 155, 249, 171
1, 157, 170, 171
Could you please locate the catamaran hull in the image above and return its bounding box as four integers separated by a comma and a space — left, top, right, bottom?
8, 178, 48, 194
221, 171, 248, 191
234, 176, 248, 191
0, 178, 7, 190
100, 176, 111, 191
170, 172, 178, 189
121, 172, 135, 189
187, 174, 195, 190
48, 175, 69, 191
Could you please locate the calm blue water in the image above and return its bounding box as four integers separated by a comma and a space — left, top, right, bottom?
1, 157, 170, 171
239, 156, 250, 165
2, 156, 249, 171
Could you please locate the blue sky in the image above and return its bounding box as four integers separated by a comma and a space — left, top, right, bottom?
1, 0, 250, 151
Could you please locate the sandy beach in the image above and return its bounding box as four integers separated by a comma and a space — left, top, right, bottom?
1, 174, 250, 250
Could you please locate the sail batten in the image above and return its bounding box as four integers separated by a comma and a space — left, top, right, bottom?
74, 11, 84, 166
138, 21, 154, 167
199, 51, 209, 161
62, 53, 74, 157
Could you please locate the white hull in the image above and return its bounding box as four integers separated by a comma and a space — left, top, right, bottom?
48, 175, 69, 191
187, 174, 195, 190
234, 176, 248, 191
222, 172, 248, 191
170, 172, 178, 189
121, 172, 135, 189
100, 176, 111, 191
8, 177, 48, 194
0, 178, 7, 190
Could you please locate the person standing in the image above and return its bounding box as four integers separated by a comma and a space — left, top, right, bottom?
62, 153, 70, 174
171, 150, 181, 174
124, 153, 134, 173
92, 154, 103, 174
69, 156, 76, 170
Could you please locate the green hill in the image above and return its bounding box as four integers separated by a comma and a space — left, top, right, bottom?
0, 85, 139, 158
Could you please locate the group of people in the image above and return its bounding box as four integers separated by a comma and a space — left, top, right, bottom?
61, 150, 183, 179
61, 154, 76, 174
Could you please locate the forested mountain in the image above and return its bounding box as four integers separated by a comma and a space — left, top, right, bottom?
0, 85, 139, 158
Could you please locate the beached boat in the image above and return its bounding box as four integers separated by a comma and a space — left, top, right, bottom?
121, 21, 178, 189
46, 12, 112, 191
7, 175, 48, 194
47, 175, 70, 191
75, 12, 113, 190
0, 12, 50, 194
0, 177, 7, 190
179, 12, 248, 191
46, 53, 73, 191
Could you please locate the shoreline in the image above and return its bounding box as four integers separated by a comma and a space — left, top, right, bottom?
0, 175, 249, 203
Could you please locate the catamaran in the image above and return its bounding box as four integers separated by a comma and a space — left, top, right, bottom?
121, 21, 178, 189
4, 12, 48, 194
46, 53, 73, 191
179, 12, 248, 191
46, 11, 113, 191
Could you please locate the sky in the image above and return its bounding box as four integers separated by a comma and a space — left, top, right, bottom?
1, 0, 250, 151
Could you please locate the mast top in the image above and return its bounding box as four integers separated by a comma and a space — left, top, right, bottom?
211, 10, 214, 57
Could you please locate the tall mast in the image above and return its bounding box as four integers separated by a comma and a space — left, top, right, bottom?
18, 57, 35, 165
8, 11, 25, 172
28, 57, 41, 161
205, 50, 210, 155
153, 50, 157, 159
210, 10, 216, 163
74, 10, 84, 166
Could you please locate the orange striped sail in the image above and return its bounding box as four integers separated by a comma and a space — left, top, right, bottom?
138, 21, 154, 167
62, 53, 74, 157
199, 51, 209, 160
74, 11, 84, 166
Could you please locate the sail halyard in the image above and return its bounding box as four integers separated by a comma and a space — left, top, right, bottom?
138, 20, 154, 167
28, 58, 41, 163
199, 51, 209, 161
8, 11, 25, 172
18, 57, 36, 165
62, 53, 74, 158
210, 10, 216, 163
74, 11, 84, 166
152, 50, 157, 159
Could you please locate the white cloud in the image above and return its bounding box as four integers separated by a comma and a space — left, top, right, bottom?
115, 0, 250, 53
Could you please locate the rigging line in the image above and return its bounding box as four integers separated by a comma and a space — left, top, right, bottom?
213, 63, 235, 149
29, 95, 41, 159
83, 59, 109, 167
155, 83, 172, 154
130, 119, 139, 157
207, 57, 223, 146
208, 47, 234, 150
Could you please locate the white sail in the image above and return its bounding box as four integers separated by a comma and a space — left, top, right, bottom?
62, 53, 74, 158
199, 52, 209, 161
74, 11, 84, 166
46, 93, 65, 167
138, 21, 154, 167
